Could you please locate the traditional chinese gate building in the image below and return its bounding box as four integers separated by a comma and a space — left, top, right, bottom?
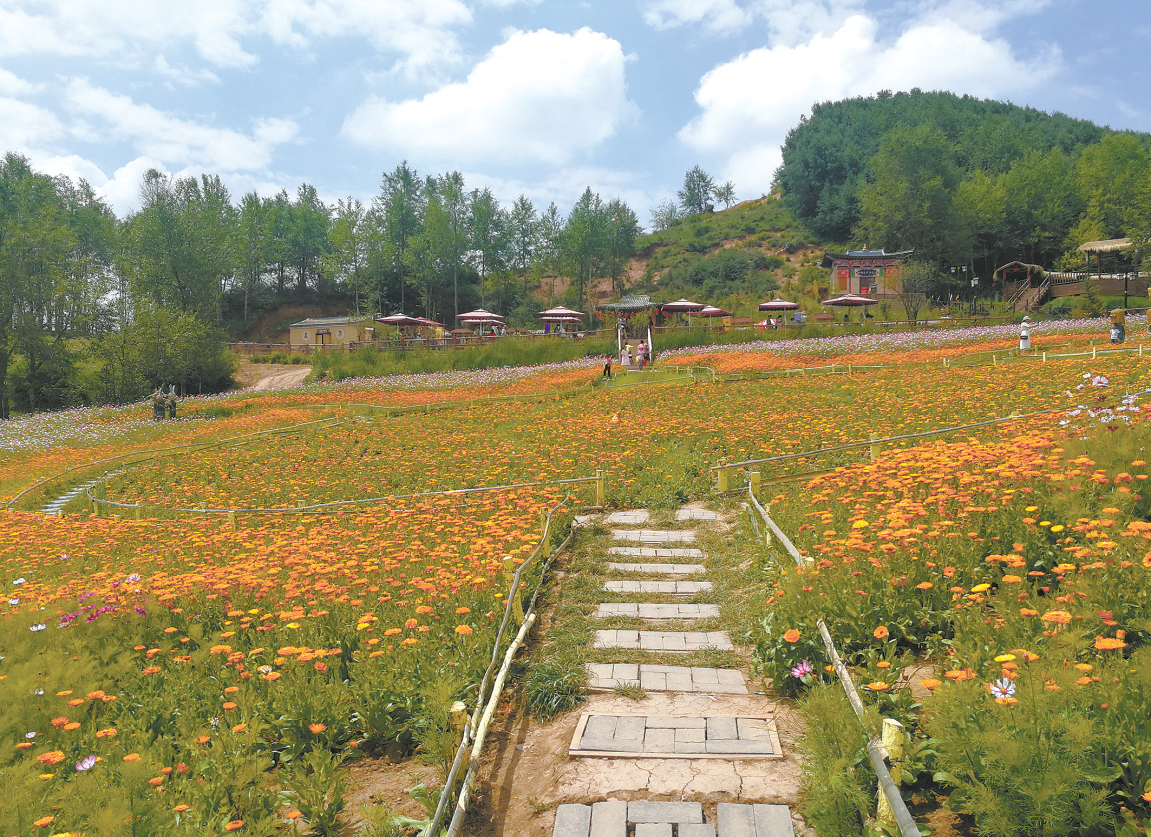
820, 248, 913, 296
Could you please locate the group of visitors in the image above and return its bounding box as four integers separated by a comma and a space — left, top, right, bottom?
603, 341, 652, 379
151, 385, 179, 420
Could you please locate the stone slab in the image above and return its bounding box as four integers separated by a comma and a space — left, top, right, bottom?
681, 825, 718, 837
590, 800, 627, 837
593, 603, 721, 621
604, 510, 651, 525
754, 804, 795, 837
553, 803, 592, 837
611, 529, 697, 544
675, 508, 721, 521
635, 824, 672, 837
604, 580, 713, 595
628, 801, 703, 824
594, 630, 733, 652
606, 562, 707, 575
570, 714, 780, 758
607, 547, 706, 559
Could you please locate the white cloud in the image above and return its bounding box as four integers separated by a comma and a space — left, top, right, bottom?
153, 56, 221, 87
342, 27, 639, 166
0, 0, 473, 73
0, 98, 66, 148
0, 67, 42, 97
679, 13, 1059, 192
642, 0, 752, 34
63, 78, 298, 172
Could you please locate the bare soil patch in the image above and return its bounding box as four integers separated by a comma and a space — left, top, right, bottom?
232, 360, 312, 390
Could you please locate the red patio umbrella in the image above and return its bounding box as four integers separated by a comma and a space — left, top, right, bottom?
538, 305, 585, 321
758, 298, 800, 311
375, 313, 424, 326
822, 294, 879, 307
457, 308, 505, 323
660, 298, 706, 313
697, 305, 732, 317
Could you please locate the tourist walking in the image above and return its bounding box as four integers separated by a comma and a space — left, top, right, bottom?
637, 341, 647, 369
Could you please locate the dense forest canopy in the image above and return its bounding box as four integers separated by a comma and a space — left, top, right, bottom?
775, 89, 1151, 278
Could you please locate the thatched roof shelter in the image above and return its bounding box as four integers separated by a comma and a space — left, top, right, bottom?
1078, 238, 1133, 253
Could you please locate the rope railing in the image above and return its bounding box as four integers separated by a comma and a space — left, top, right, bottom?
85, 470, 606, 520
428, 495, 578, 836
5, 417, 341, 511
744, 483, 921, 837
711, 387, 1151, 493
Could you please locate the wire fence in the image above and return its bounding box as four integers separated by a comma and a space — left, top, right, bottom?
744, 483, 921, 837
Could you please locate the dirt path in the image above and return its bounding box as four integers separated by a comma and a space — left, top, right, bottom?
233, 360, 312, 390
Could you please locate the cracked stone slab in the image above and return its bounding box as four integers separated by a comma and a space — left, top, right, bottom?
611, 529, 697, 544
606, 562, 707, 575
603, 510, 651, 525
593, 630, 733, 652
604, 580, 713, 595
607, 546, 706, 558
675, 508, 721, 521
586, 664, 748, 694
571, 714, 781, 759
594, 603, 721, 620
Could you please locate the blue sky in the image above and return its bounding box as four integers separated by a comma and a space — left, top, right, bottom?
1, 0, 1148, 225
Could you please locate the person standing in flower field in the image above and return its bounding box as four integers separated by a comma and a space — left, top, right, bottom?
603, 353, 613, 380
620, 343, 631, 368
637, 341, 647, 368
1019, 316, 1032, 351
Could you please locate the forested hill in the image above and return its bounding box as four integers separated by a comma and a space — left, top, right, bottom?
775, 90, 1151, 273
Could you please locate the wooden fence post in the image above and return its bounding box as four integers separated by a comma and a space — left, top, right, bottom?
876, 718, 905, 829
749, 470, 761, 499
716, 459, 729, 493
502, 557, 524, 625
595, 469, 605, 508
870, 434, 881, 461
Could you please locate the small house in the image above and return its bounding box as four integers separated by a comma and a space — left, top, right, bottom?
288, 317, 364, 350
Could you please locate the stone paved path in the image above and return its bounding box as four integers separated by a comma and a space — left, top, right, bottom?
604, 579, 713, 594
551, 506, 797, 837
593, 630, 733, 652
554, 800, 794, 837
587, 663, 748, 694
570, 714, 781, 758
594, 602, 721, 620
606, 562, 707, 574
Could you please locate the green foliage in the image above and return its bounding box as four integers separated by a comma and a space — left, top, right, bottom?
284, 749, 348, 836
524, 659, 586, 721
795, 682, 875, 837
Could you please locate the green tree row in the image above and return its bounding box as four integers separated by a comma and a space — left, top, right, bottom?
776, 90, 1151, 280
0, 152, 643, 412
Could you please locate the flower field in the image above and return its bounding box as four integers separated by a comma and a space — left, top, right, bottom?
759, 369, 1151, 835
2, 322, 1150, 835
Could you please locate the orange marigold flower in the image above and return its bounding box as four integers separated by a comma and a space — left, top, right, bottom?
919, 679, 942, 690
224, 686, 239, 694
401, 638, 418, 646
225, 820, 245, 831
284, 810, 302, 820
455, 607, 471, 615
37, 751, 65, 765
455, 624, 473, 635
49, 717, 69, 728
231, 723, 247, 733
222, 702, 237, 711
873, 626, 889, 640
173, 805, 190, 812
783, 629, 800, 643
195, 735, 211, 744
865, 681, 890, 691
85, 691, 106, 700
1094, 636, 1127, 651
33, 815, 54, 827
404, 619, 419, 629
148, 776, 165, 786
123, 753, 141, 761
95, 728, 117, 738
308, 723, 327, 734
915, 582, 933, 590
262, 672, 281, 681
63, 722, 81, 732
415, 605, 434, 614
209, 645, 232, 655
1040, 610, 1072, 625
142, 666, 161, 675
